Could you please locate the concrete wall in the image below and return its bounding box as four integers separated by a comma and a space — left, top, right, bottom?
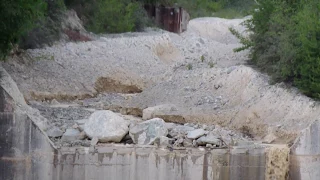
290, 120, 320, 180
54, 146, 265, 180
0, 87, 56, 180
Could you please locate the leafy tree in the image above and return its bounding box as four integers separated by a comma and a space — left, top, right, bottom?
0, 0, 47, 59
231, 0, 320, 98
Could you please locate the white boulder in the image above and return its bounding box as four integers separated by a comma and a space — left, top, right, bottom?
129, 118, 168, 145
84, 110, 129, 143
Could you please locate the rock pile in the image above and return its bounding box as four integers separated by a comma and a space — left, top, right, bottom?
42, 106, 253, 148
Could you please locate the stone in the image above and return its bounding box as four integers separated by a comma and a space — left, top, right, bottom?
187, 129, 206, 139
192, 140, 198, 147
72, 124, 79, 129
263, 133, 277, 144
75, 119, 87, 125
196, 135, 221, 146
142, 104, 178, 120
204, 125, 215, 131
78, 125, 85, 131
183, 138, 193, 147
159, 136, 170, 147
202, 124, 208, 130
79, 131, 87, 140
175, 125, 195, 133
50, 99, 60, 105
227, 66, 237, 74
174, 137, 184, 147
165, 123, 177, 130
121, 133, 133, 144
91, 137, 99, 146
169, 125, 195, 137
46, 126, 64, 138
234, 139, 254, 146
129, 118, 168, 145
84, 110, 129, 143
206, 144, 214, 148
154, 136, 172, 147
61, 129, 81, 142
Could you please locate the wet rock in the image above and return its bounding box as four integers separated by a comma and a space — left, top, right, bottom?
61, 129, 81, 142
196, 135, 220, 146
129, 118, 168, 145
46, 126, 64, 138
84, 110, 129, 143
187, 129, 206, 139
142, 104, 178, 120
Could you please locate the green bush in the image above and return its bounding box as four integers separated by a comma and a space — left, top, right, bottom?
0, 0, 47, 59
232, 0, 320, 98
19, 0, 67, 49
175, 0, 254, 19
66, 0, 150, 33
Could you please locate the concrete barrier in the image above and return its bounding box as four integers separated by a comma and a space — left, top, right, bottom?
290, 120, 320, 180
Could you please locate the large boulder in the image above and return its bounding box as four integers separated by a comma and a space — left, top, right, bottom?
129, 118, 168, 145
84, 110, 129, 143
142, 104, 185, 123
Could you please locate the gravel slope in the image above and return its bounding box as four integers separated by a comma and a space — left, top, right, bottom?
3, 17, 319, 144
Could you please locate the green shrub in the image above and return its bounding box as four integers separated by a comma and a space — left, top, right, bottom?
66, 0, 150, 34
20, 0, 67, 49
0, 0, 47, 59
232, 0, 320, 99
175, 0, 254, 19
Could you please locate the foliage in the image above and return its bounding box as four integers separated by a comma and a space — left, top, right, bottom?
65, 0, 151, 33
232, 0, 320, 98
175, 0, 254, 19
187, 63, 193, 70
20, 0, 67, 49
0, 0, 47, 59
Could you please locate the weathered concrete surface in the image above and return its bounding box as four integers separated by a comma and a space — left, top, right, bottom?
0, 87, 56, 180
54, 145, 266, 180
290, 120, 320, 180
